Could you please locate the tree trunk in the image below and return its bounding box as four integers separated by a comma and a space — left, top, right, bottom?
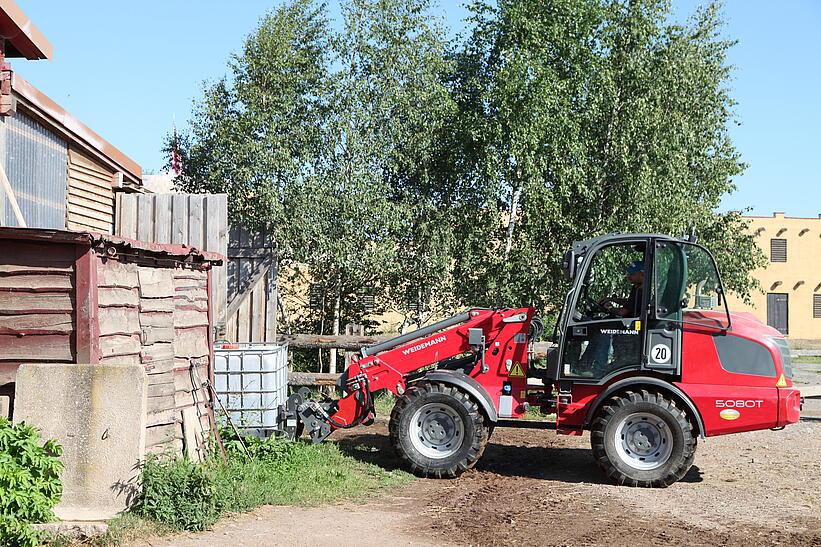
504, 185, 522, 257
329, 290, 342, 374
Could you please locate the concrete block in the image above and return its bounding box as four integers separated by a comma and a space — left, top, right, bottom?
0, 393, 11, 419
14, 364, 148, 520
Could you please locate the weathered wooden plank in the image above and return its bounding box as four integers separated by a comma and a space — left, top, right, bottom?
138, 268, 175, 298
153, 194, 173, 243
174, 308, 208, 329
174, 286, 208, 302
99, 334, 142, 358
140, 311, 174, 329
0, 275, 72, 291
144, 357, 175, 374
0, 292, 73, 313
188, 195, 205, 249
142, 325, 175, 345
98, 307, 141, 336
140, 297, 174, 313
146, 407, 179, 428
148, 382, 176, 398
99, 354, 141, 366
174, 301, 208, 313
173, 326, 209, 358
97, 261, 139, 288
0, 242, 76, 267
0, 313, 73, 335
66, 211, 112, 233
171, 195, 189, 245
144, 422, 182, 448
98, 288, 139, 309
0, 334, 73, 361
0, 264, 73, 275
137, 194, 154, 242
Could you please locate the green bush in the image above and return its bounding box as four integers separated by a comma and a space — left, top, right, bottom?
0, 417, 63, 547
132, 456, 222, 532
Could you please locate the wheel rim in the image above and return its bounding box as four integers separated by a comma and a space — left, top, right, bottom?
613, 412, 673, 470
409, 402, 464, 459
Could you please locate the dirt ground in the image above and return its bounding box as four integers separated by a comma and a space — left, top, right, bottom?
149, 418, 821, 547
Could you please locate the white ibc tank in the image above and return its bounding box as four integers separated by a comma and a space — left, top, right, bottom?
213, 343, 288, 436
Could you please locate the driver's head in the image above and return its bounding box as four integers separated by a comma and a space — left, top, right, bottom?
624, 260, 645, 284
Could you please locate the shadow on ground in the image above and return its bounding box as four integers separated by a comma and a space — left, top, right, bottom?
333, 429, 706, 486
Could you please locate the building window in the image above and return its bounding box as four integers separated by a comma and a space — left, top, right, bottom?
308, 284, 324, 309
360, 295, 376, 312
814, 295, 821, 319
770, 239, 787, 262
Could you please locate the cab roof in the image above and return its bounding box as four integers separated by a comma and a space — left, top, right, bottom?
571, 233, 692, 255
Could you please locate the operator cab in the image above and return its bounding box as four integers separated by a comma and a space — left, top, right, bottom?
551, 234, 730, 384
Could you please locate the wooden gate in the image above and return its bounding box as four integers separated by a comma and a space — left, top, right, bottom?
224, 225, 277, 343
115, 193, 228, 325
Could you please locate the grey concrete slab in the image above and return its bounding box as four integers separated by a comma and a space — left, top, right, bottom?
14, 363, 147, 520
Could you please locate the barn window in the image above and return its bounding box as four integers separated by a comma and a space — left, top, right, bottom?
814, 294, 821, 319
770, 239, 787, 262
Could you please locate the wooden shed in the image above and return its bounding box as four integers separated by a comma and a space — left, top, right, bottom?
0, 227, 222, 457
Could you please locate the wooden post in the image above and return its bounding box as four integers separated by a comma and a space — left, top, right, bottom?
74, 244, 100, 364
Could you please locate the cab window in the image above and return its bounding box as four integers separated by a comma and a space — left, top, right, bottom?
654, 242, 729, 329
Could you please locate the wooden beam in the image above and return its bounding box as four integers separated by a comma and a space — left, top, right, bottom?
0, 160, 26, 227
75, 245, 100, 364
223, 255, 271, 323
289, 372, 340, 387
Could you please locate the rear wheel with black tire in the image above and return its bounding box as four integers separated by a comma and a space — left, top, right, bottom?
389, 381, 489, 478
590, 389, 697, 487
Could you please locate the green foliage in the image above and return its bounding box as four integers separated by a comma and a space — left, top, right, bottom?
450, 0, 764, 312
0, 418, 63, 547
177, 0, 765, 348
132, 456, 221, 532
133, 431, 411, 533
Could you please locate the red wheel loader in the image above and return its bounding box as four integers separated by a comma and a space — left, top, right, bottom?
278, 234, 802, 486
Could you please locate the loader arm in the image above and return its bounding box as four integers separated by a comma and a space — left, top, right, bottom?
288, 307, 535, 443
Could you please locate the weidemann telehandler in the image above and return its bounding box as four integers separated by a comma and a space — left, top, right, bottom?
278, 233, 802, 487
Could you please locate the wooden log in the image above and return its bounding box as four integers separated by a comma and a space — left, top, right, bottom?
173, 308, 208, 329
99, 354, 141, 366
141, 344, 175, 364
289, 372, 342, 387
173, 326, 209, 358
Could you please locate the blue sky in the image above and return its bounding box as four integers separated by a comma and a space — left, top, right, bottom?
14, 1, 820, 218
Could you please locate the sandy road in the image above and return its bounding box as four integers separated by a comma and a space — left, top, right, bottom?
146, 419, 820, 547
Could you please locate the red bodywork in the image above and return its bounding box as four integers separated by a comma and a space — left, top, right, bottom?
325, 307, 801, 438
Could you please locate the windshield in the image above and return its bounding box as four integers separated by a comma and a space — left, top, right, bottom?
654, 241, 729, 329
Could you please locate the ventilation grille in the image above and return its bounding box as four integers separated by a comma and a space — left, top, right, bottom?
770, 238, 787, 262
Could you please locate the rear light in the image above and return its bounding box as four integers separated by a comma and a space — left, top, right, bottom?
219, 343, 240, 349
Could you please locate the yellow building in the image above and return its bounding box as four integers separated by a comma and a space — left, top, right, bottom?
727, 212, 821, 346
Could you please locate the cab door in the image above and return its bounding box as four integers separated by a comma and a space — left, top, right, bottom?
558, 239, 649, 383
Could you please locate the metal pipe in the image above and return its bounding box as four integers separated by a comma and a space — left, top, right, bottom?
361, 310, 473, 357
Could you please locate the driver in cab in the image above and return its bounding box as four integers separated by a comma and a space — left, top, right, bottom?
579, 260, 645, 375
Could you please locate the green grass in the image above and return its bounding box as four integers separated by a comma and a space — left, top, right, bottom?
48, 435, 412, 546
793, 355, 821, 365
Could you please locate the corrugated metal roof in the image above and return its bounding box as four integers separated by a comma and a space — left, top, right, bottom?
0, 226, 224, 264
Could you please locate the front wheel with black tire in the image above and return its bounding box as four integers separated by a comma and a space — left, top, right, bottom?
389, 381, 489, 478
590, 390, 697, 487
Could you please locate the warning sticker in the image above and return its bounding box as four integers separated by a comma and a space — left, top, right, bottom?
509, 362, 525, 377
